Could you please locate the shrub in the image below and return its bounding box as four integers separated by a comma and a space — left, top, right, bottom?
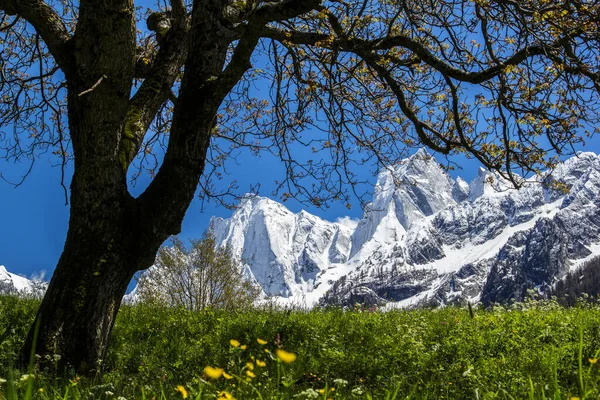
135, 231, 260, 311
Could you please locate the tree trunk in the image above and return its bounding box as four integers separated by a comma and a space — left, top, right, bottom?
20, 165, 146, 374
18, 0, 237, 375
21, 238, 135, 375
19, 104, 220, 375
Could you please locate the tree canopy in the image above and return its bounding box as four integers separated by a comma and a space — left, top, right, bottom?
2, 0, 599, 205
1, 0, 599, 374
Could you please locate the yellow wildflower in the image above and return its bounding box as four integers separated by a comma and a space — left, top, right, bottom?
257, 338, 268, 345
230, 339, 240, 347
218, 391, 236, 400
246, 362, 254, 370
246, 370, 256, 378
175, 385, 188, 399
240, 345, 248, 350
589, 358, 598, 364
256, 359, 266, 367
276, 349, 297, 363
223, 372, 233, 380
204, 366, 224, 379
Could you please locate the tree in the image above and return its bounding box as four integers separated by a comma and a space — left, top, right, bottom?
0, 0, 598, 374
134, 231, 260, 311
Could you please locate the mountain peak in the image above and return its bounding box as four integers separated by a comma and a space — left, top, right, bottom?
468, 169, 514, 201
209, 194, 353, 297
238, 193, 266, 204
412, 147, 431, 159
131, 151, 600, 308
0, 265, 44, 294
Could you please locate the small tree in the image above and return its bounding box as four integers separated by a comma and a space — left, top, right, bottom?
135, 231, 260, 311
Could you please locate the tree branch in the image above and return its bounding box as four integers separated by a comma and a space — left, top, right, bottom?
252, 0, 321, 24
119, 12, 189, 172
217, 0, 321, 95
169, 0, 188, 30
261, 25, 576, 84
226, 0, 320, 25
358, 51, 455, 155
0, 0, 72, 70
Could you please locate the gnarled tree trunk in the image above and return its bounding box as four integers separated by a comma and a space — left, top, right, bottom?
19, 0, 237, 374
9, 0, 318, 374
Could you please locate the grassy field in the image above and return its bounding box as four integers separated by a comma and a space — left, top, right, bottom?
1, 295, 600, 399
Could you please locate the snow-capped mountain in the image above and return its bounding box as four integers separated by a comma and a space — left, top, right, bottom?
208, 150, 600, 308
6, 150, 599, 307
210, 196, 353, 297
0, 265, 45, 296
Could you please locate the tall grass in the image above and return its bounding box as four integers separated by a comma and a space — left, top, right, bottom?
1, 295, 599, 399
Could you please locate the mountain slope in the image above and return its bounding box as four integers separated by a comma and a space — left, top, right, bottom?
0, 265, 44, 296
210, 195, 353, 297
209, 150, 600, 308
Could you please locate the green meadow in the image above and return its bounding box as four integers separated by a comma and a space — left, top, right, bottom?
1, 295, 600, 399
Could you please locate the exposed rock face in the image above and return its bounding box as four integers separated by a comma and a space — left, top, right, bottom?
131, 150, 600, 308
320, 151, 600, 308
210, 195, 353, 297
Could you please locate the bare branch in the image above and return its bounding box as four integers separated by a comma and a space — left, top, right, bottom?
0, 0, 72, 70
77, 75, 106, 97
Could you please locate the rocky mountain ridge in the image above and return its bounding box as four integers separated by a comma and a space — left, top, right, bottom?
5, 150, 600, 308
211, 150, 600, 308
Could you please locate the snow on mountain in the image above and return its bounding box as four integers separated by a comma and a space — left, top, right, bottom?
350, 148, 461, 260
0, 265, 45, 296
122, 150, 600, 308
468, 167, 514, 201
205, 150, 600, 308
324, 151, 600, 308
6, 149, 599, 308
210, 195, 353, 297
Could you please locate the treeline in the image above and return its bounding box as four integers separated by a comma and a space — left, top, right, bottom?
552, 255, 600, 305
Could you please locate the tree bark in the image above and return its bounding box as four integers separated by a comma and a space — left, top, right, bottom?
21, 207, 137, 374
